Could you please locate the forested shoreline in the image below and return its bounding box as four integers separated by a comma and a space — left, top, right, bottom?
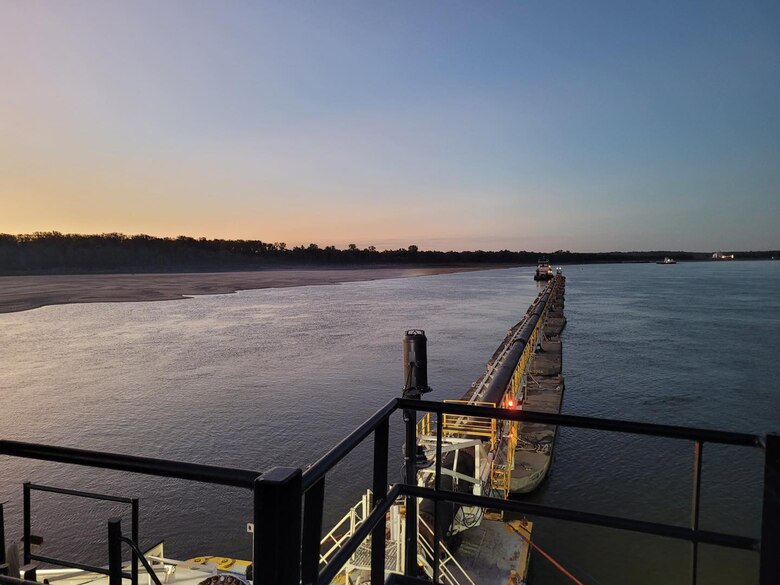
0, 232, 775, 275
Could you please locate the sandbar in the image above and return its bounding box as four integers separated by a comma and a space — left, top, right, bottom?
0, 266, 501, 314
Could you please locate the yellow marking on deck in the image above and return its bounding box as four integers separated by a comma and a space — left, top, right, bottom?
186, 557, 251, 572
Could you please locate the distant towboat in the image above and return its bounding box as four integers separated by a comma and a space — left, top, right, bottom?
534, 258, 554, 280
656, 257, 677, 264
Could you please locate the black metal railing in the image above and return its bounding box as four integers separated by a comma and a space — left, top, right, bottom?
1, 441, 260, 488
295, 398, 776, 585
23, 483, 139, 585
0, 398, 777, 585
0, 439, 262, 581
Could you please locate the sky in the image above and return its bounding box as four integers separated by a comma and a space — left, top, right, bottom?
1, 1, 778, 252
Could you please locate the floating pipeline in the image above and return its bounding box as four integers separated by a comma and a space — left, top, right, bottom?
511, 276, 567, 493
416, 273, 565, 551
479, 287, 554, 406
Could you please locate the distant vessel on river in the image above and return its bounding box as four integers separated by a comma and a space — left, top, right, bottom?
533, 258, 553, 281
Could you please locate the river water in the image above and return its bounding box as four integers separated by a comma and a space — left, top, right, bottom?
1, 261, 778, 584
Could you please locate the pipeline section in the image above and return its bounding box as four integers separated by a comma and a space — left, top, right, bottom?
479, 277, 560, 406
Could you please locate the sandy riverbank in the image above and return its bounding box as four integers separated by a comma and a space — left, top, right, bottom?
0, 266, 503, 314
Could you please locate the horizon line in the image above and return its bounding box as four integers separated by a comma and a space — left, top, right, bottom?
2, 231, 777, 256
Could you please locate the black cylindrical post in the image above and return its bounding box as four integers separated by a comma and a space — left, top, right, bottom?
107, 518, 123, 585
402, 330, 431, 577
403, 330, 432, 398
253, 468, 302, 585
760, 434, 780, 585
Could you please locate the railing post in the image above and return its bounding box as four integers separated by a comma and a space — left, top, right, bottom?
108, 518, 123, 585
433, 412, 443, 584
302, 478, 325, 585
22, 483, 30, 565
371, 418, 389, 585
760, 434, 780, 585
131, 498, 139, 585
690, 441, 702, 585
0, 502, 6, 574
253, 468, 302, 585
404, 408, 418, 577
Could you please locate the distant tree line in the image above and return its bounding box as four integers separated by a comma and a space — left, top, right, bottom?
0, 232, 776, 275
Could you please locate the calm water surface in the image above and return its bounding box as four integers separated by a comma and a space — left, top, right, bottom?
1, 261, 778, 585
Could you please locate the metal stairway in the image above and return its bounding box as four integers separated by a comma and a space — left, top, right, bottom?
318, 490, 474, 585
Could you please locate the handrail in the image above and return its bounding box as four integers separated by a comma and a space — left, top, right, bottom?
316, 490, 473, 584
399, 399, 763, 447
0, 440, 262, 488
402, 484, 759, 551
318, 491, 371, 566
302, 399, 398, 491
301, 395, 762, 498
24, 483, 135, 503
418, 516, 474, 585
318, 484, 402, 585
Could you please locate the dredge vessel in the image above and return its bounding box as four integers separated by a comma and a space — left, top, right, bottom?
533, 259, 553, 281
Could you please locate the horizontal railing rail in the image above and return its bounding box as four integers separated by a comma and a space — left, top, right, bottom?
300, 397, 763, 497
24, 483, 135, 504
399, 398, 763, 447
402, 484, 759, 551
302, 399, 397, 492
0, 440, 262, 488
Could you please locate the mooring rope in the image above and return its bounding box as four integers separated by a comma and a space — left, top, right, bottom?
506, 521, 588, 585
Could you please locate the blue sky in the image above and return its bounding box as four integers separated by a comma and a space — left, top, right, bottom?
1, 1, 778, 251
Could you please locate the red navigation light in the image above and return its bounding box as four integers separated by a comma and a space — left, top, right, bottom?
507, 399, 514, 408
